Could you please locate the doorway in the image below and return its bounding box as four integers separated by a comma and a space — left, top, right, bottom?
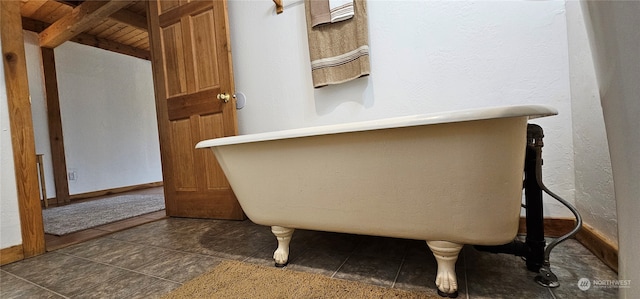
22, 32, 165, 249
4, 0, 240, 261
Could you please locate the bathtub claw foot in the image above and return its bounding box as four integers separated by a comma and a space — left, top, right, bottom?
437, 289, 459, 298
427, 241, 463, 298
271, 226, 294, 267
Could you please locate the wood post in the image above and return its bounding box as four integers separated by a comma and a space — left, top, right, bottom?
41, 47, 70, 204
1, 0, 46, 258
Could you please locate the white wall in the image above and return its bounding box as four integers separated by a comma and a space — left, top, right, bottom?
23, 31, 162, 196
23, 31, 55, 199
0, 37, 23, 249
580, 1, 640, 296
228, 0, 575, 217
565, 2, 617, 243
4, 1, 624, 267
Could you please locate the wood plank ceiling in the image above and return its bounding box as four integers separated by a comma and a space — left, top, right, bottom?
20, 0, 150, 60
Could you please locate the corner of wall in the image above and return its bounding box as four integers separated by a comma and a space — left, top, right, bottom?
565, 0, 618, 244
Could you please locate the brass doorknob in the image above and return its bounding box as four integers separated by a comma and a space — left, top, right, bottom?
217, 93, 230, 103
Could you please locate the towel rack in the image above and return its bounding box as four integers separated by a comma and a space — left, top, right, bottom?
273, 0, 305, 15
273, 0, 283, 14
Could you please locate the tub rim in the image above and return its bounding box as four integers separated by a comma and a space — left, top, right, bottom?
196, 104, 557, 148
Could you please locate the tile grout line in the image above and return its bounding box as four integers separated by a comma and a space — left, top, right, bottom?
278, 244, 314, 266
548, 286, 557, 299
56, 251, 184, 285
330, 236, 364, 279
99, 221, 281, 266
241, 243, 276, 263
71, 230, 276, 279
103, 233, 234, 261
331, 255, 351, 279
0, 269, 70, 299
59, 236, 261, 279
463, 246, 470, 299
391, 255, 406, 289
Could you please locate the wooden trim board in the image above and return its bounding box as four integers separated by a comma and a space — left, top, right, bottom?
575, 223, 618, 273
0, 245, 24, 266
1, 0, 46, 258
68, 182, 164, 201
518, 217, 618, 273
44, 182, 164, 205
518, 217, 576, 237
41, 47, 71, 205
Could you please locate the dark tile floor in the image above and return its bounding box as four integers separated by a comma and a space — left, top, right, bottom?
44, 187, 167, 252
1, 217, 618, 298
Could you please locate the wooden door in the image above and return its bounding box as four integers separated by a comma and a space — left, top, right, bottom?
147, 0, 244, 219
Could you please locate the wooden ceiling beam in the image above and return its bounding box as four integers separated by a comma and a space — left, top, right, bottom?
109, 9, 147, 31
52, 0, 148, 31
39, 0, 133, 48
72, 32, 149, 60
23, 17, 150, 60
20, 0, 49, 16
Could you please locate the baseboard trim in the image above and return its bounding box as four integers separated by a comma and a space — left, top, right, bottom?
575, 223, 618, 273
0, 244, 24, 266
68, 182, 164, 201
518, 217, 576, 237
45, 182, 164, 206
518, 217, 618, 273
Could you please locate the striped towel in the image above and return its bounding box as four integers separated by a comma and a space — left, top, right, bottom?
305, 0, 370, 88
329, 0, 354, 23
309, 0, 331, 27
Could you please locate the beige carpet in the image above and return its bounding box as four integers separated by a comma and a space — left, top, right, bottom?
42, 194, 165, 235
163, 260, 439, 298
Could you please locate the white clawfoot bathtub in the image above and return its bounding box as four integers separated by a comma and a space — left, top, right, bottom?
196, 105, 557, 297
